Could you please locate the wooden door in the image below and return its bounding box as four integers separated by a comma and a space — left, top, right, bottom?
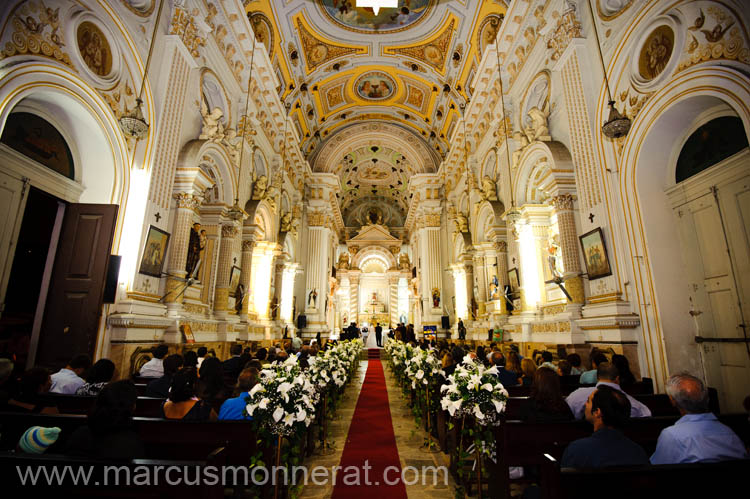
671, 160, 750, 412
35, 204, 117, 368
0, 170, 29, 316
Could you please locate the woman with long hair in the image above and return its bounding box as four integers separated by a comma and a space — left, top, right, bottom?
163, 369, 216, 421
520, 358, 537, 387
519, 367, 573, 422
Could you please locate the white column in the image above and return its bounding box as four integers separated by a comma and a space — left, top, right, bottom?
388, 274, 399, 328
303, 224, 332, 332
418, 223, 443, 323
348, 272, 360, 326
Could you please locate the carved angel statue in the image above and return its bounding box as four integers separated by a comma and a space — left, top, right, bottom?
398, 253, 410, 271
199, 100, 225, 141
221, 127, 242, 165
455, 212, 469, 233
512, 130, 529, 168
290, 215, 300, 237
280, 211, 292, 232
337, 252, 350, 270
264, 174, 282, 213
481, 176, 498, 201
524, 100, 551, 142
251, 174, 267, 200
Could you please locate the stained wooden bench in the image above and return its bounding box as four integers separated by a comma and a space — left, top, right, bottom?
539, 454, 750, 499
38, 394, 166, 418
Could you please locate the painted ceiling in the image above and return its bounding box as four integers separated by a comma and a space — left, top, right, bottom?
244, 0, 507, 227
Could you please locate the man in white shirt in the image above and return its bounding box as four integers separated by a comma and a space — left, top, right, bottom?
566, 362, 652, 419
50, 354, 91, 394
139, 344, 169, 378
196, 346, 208, 369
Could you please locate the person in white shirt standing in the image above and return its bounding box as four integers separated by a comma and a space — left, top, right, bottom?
196, 346, 208, 369
50, 354, 91, 394
139, 344, 169, 378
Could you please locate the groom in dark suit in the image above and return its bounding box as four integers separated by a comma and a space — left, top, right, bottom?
375, 323, 383, 347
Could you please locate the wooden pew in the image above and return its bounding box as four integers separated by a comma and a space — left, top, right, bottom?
0, 412, 259, 469
1, 448, 225, 499
489, 416, 681, 499
38, 394, 166, 418
539, 454, 750, 499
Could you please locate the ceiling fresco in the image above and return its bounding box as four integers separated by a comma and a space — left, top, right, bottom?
317, 0, 434, 33
244, 0, 507, 227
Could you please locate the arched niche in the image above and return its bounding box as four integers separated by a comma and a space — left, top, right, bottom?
617, 66, 750, 392
250, 201, 276, 243
514, 141, 575, 206
351, 245, 397, 270
175, 140, 236, 203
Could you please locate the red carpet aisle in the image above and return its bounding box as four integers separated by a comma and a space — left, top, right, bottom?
331, 350, 407, 498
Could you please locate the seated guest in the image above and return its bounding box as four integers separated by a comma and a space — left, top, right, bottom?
442, 346, 464, 380
520, 367, 574, 422
557, 359, 572, 376
566, 362, 651, 419
520, 358, 537, 387
580, 351, 607, 385
651, 373, 748, 464
145, 354, 183, 399
222, 344, 244, 381
218, 368, 259, 420
567, 353, 583, 375
50, 354, 91, 394
255, 348, 269, 367
539, 351, 557, 371
162, 370, 217, 421
505, 351, 522, 377
246, 359, 262, 371
76, 359, 115, 396
510, 344, 524, 361
3, 368, 58, 414
66, 381, 145, 460
196, 346, 208, 369
139, 344, 168, 378
561, 385, 649, 467
491, 351, 520, 387
612, 354, 636, 392
183, 350, 198, 370
198, 356, 229, 403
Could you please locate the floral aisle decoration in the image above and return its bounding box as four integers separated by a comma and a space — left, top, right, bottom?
440, 356, 509, 425
440, 355, 509, 497
244, 354, 318, 436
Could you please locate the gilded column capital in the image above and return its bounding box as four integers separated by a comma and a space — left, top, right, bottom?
221, 223, 239, 238
552, 193, 575, 212
242, 239, 256, 252
174, 192, 200, 210
496, 241, 508, 253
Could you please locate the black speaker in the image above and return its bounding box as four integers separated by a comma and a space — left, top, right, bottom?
297, 314, 307, 329
103, 255, 121, 303
441, 316, 450, 329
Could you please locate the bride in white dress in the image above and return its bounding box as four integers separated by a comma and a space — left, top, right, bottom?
365, 326, 379, 348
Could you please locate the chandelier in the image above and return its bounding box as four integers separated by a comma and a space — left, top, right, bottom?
118, 0, 165, 140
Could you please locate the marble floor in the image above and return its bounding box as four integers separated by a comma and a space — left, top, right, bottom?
298, 355, 456, 499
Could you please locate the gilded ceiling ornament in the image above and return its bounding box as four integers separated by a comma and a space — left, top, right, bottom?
295, 18, 366, 73
248, 12, 274, 59
546, 6, 583, 62
596, 0, 633, 21
1, 2, 72, 67
477, 14, 504, 58
77, 21, 112, 77
638, 26, 674, 81
170, 5, 206, 59
384, 19, 454, 73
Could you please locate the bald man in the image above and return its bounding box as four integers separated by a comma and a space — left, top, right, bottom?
650, 373, 747, 464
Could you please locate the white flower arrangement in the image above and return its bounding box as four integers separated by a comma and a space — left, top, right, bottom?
440, 355, 509, 425
244, 354, 318, 435
403, 347, 442, 389
308, 339, 361, 391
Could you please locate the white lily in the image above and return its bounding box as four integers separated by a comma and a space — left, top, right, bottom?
283, 412, 296, 426
277, 381, 293, 402
482, 383, 494, 392
245, 403, 258, 415
273, 407, 285, 422
473, 405, 485, 419
492, 399, 506, 413
249, 383, 265, 396
259, 397, 270, 409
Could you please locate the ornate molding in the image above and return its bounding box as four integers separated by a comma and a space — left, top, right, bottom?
170, 5, 207, 59
546, 4, 583, 62
107, 315, 174, 329
221, 223, 239, 238
1, 2, 73, 68
552, 193, 575, 211
174, 192, 201, 210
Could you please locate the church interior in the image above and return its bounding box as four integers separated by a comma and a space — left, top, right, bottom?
0, 0, 749, 496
